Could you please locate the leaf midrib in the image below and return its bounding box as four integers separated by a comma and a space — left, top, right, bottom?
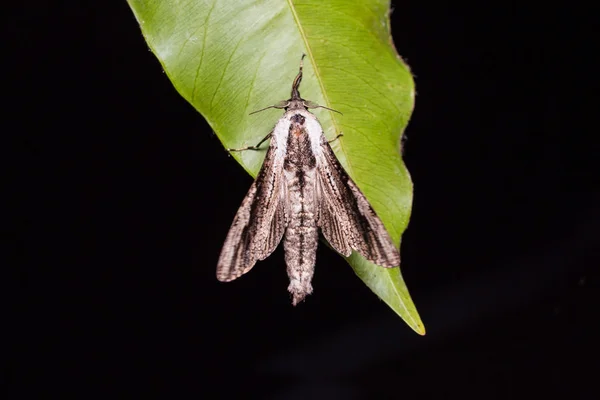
286, 0, 355, 178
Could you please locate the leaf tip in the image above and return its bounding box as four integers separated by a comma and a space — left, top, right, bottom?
414, 323, 426, 336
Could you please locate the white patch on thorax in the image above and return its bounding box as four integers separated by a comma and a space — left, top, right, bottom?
287, 109, 324, 156
271, 116, 291, 157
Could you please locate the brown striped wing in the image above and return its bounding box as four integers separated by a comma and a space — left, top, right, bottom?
216, 142, 288, 282
316, 139, 400, 268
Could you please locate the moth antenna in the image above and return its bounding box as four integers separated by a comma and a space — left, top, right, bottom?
317, 106, 343, 115
249, 105, 280, 115
249, 100, 290, 115
291, 53, 306, 100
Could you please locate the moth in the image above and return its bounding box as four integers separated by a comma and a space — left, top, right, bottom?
217, 54, 400, 305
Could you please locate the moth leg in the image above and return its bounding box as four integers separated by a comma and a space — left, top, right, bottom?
228, 132, 272, 152
327, 133, 344, 144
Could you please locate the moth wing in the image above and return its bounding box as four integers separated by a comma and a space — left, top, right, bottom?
317, 178, 352, 257
316, 138, 400, 267
216, 138, 287, 282
259, 179, 288, 261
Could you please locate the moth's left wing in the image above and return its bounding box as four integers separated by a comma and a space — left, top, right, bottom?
316, 137, 400, 268
216, 135, 288, 282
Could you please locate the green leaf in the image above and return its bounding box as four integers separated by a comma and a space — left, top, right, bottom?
127, 0, 424, 334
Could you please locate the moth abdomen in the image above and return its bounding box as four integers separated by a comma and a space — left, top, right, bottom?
284, 223, 318, 306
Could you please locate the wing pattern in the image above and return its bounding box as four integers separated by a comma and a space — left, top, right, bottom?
216, 138, 288, 282
316, 137, 400, 268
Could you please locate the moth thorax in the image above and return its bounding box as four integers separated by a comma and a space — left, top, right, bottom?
290, 114, 306, 125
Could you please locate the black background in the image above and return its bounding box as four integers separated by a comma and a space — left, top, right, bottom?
8, 1, 598, 398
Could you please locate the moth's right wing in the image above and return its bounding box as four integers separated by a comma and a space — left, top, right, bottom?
316, 138, 400, 268
216, 136, 288, 282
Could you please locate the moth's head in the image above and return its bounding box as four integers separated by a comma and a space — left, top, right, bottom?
250, 54, 309, 114
287, 54, 341, 114
248, 98, 311, 115
286, 99, 309, 111
249, 54, 341, 116
259, 98, 314, 112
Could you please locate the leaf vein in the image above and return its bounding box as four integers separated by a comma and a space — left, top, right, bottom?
191, 0, 216, 103
209, 34, 245, 111
244, 52, 266, 114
